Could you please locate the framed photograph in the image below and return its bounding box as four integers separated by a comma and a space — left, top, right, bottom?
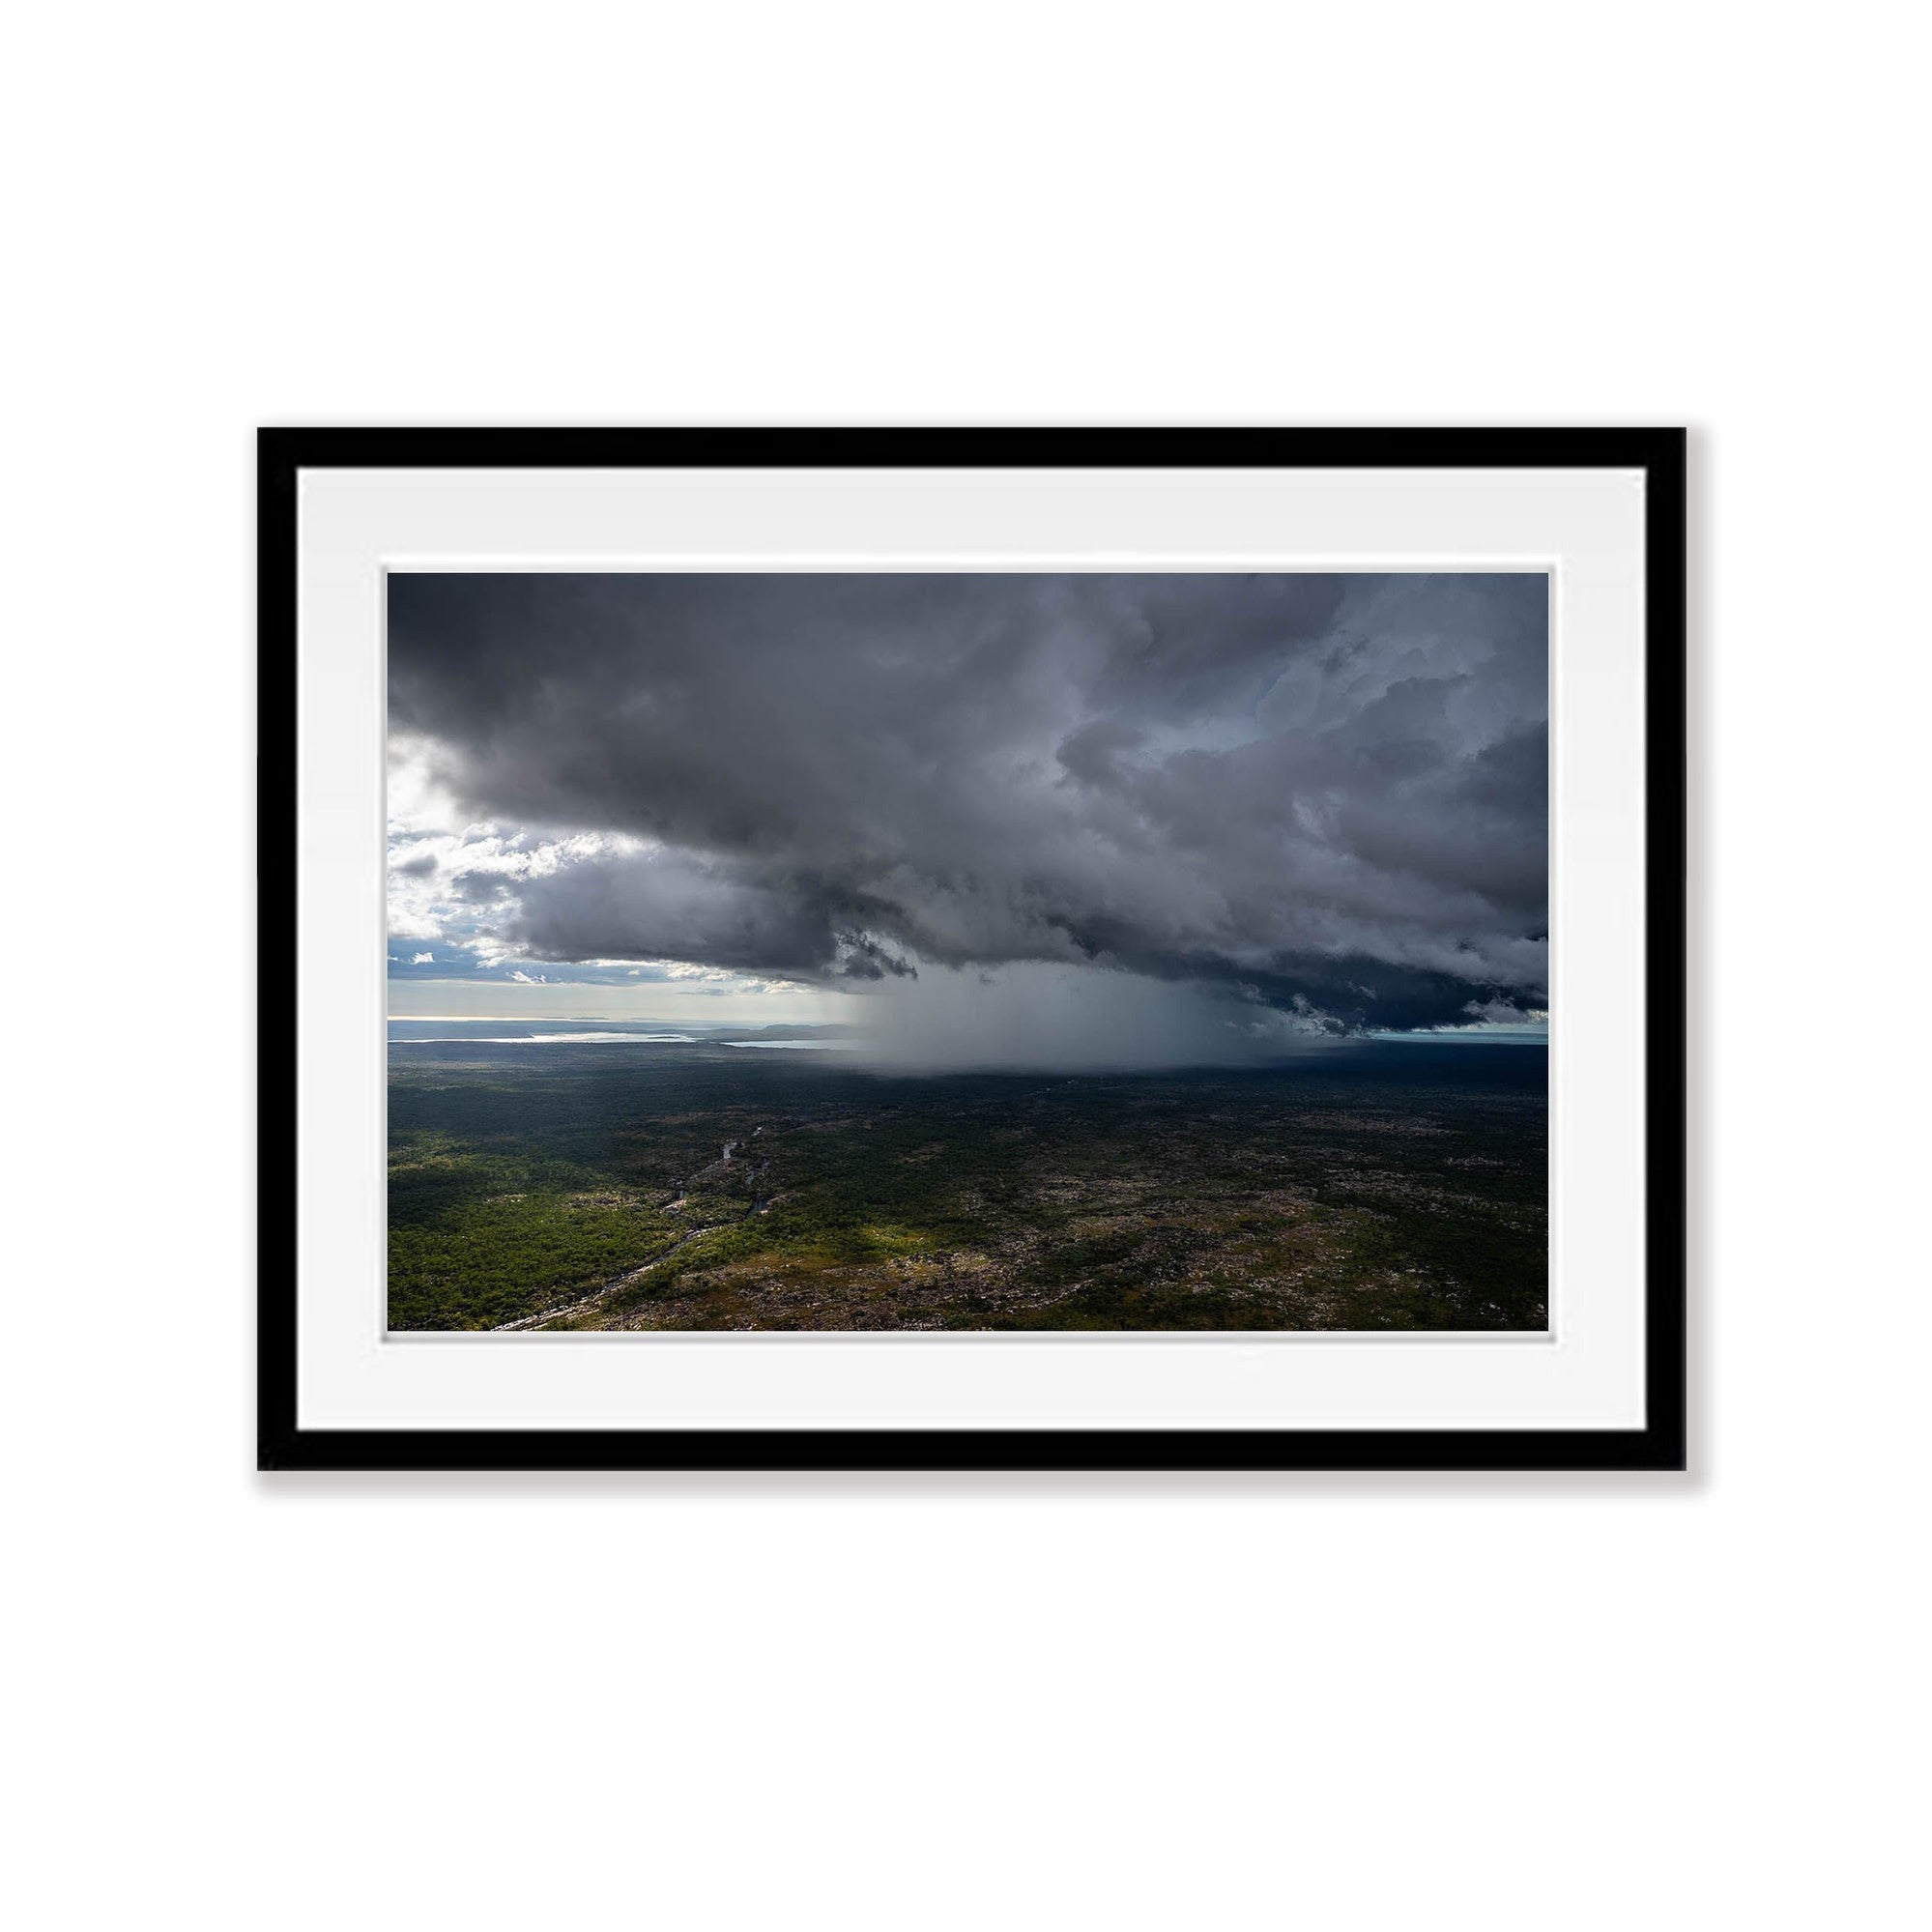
261, 428, 1685, 1471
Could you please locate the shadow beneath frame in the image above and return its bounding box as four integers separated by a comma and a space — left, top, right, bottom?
259, 1463, 1700, 1501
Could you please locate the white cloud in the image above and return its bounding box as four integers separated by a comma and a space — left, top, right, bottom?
385, 793, 650, 961
1459, 997, 1548, 1028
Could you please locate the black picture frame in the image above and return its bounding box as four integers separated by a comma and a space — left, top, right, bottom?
259, 427, 1686, 1473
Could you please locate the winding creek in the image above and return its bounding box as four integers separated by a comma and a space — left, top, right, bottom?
490, 1221, 731, 1332
489, 1131, 773, 1333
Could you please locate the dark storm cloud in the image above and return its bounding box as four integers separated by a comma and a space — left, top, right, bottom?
388, 572, 1547, 1030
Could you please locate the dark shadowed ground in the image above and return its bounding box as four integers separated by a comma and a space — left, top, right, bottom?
388, 1040, 1546, 1333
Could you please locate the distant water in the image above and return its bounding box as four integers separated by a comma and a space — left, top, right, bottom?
389, 1019, 696, 1046
722, 1039, 845, 1051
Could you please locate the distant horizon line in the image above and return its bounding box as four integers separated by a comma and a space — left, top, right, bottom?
386, 1013, 1547, 1043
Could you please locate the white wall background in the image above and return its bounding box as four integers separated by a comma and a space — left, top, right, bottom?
6, 6, 1924, 1928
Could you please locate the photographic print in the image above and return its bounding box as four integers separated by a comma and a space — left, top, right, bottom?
386, 569, 1550, 1336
